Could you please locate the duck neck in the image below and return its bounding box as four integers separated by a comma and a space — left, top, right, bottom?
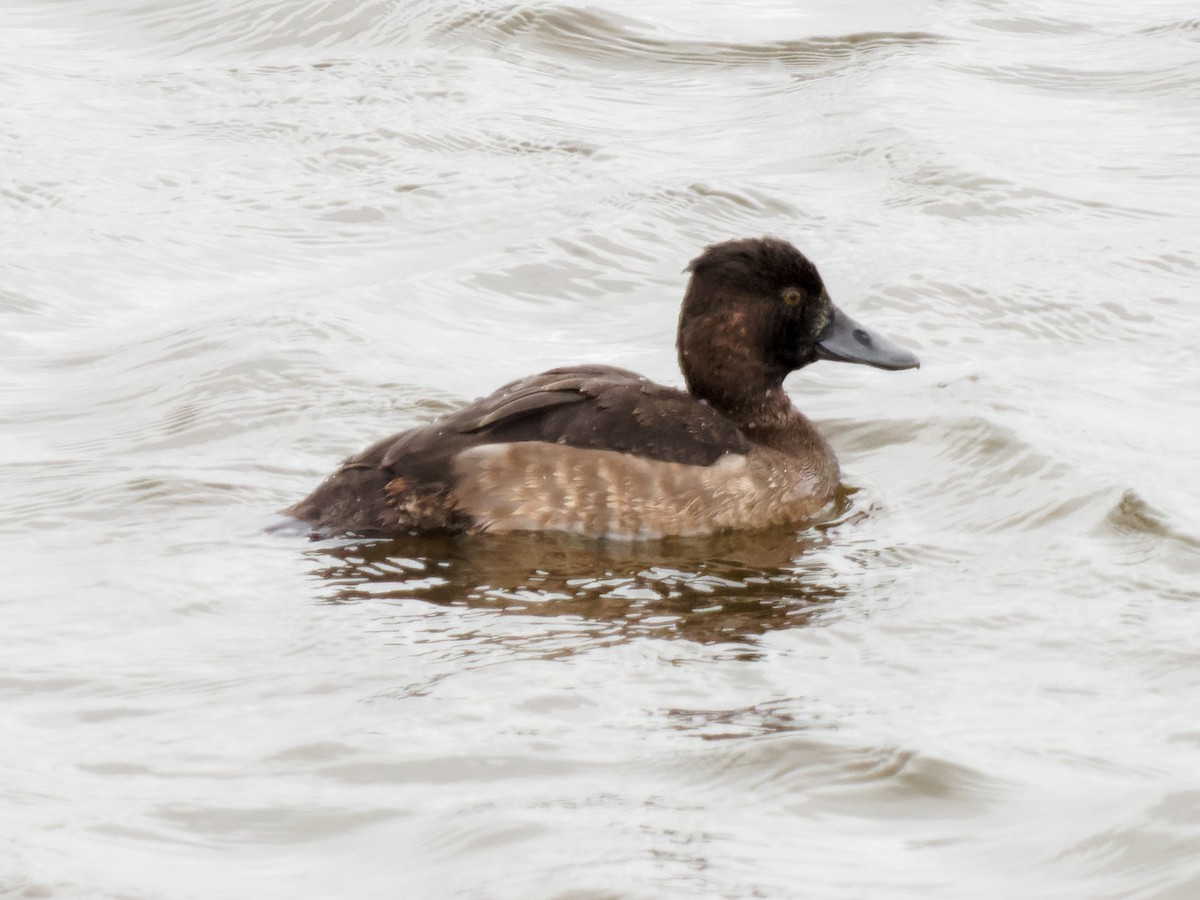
682, 360, 828, 459
728, 385, 831, 458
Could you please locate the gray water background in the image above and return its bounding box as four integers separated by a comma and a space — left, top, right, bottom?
3, 0, 1200, 897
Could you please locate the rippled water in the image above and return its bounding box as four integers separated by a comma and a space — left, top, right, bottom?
4, 0, 1200, 896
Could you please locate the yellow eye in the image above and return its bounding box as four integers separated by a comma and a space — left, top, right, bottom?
781, 288, 803, 306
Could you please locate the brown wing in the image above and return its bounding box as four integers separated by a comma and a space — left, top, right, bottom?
380, 365, 750, 473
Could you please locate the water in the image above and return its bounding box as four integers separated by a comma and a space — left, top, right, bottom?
3, 0, 1199, 896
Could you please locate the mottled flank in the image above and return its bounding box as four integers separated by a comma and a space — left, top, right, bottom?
453, 443, 836, 539
285, 236, 918, 538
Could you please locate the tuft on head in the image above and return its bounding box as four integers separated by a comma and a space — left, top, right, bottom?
686, 237, 825, 298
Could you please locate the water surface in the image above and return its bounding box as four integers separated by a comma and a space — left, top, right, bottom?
3, 0, 1200, 897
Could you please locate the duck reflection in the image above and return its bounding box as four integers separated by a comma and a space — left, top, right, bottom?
301, 492, 861, 646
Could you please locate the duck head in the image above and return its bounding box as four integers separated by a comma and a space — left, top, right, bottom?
676, 237, 918, 415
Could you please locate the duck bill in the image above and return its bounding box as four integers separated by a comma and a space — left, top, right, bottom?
815, 305, 920, 371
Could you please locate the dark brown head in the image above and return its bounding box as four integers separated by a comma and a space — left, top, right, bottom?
677, 237, 918, 418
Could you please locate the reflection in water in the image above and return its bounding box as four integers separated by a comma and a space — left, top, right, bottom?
301, 491, 863, 646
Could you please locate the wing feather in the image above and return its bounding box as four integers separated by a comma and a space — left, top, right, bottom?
367, 365, 748, 483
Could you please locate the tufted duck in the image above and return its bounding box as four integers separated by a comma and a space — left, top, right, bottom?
285, 237, 919, 539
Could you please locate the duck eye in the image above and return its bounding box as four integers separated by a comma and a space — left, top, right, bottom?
781, 288, 803, 307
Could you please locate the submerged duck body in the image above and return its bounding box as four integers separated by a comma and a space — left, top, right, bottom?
286, 237, 919, 539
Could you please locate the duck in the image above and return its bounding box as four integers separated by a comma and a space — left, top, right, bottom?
285, 236, 919, 539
